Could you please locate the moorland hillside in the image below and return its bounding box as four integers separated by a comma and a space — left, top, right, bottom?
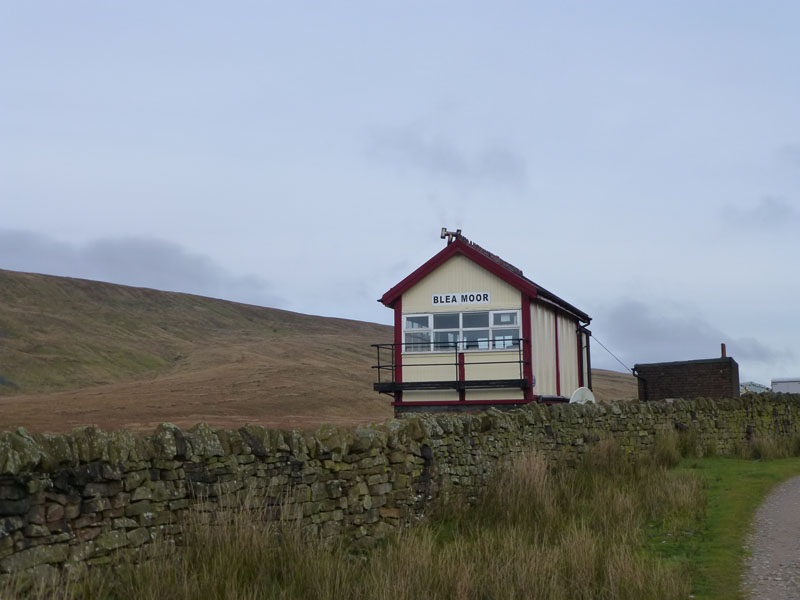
0, 269, 637, 433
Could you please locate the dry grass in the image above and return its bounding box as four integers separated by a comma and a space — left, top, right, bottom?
743, 434, 800, 460
4, 439, 704, 600
672, 425, 800, 461
0, 268, 394, 432
590, 369, 638, 402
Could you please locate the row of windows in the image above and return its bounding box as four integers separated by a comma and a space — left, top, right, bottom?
403, 310, 521, 353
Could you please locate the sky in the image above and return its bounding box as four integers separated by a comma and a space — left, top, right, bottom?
2, 2, 799, 386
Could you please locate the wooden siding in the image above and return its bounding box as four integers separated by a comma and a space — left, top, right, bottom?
557, 314, 580, 397
402, 255, 521, 314
531, 303, 557, 396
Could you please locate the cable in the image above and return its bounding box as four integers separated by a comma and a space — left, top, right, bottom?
591, 335, 633, 374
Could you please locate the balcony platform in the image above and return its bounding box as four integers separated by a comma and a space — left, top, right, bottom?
374, 378, 529, 394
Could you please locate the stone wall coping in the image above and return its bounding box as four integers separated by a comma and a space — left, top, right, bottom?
2, 394, 797, 476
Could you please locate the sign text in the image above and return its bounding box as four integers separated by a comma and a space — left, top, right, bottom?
432, 292, 490, 305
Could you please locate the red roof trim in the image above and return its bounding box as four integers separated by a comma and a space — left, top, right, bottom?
380, 239, 539, 307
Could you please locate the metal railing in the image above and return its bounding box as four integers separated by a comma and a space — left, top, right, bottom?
371, 339, 527, 390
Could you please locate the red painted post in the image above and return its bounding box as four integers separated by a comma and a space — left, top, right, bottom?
393, 298, 403, 403
521, 295, 533, 402
458, 352, 466, 401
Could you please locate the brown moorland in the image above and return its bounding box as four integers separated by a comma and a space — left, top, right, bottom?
0, 269, 637, 433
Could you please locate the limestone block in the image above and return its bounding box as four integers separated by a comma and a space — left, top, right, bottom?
83, 481, 123, 498
124, 470, 149, 492
379, 507, 402, 519
82, 497, 110, 513
127, 527, 151, 548
94, 529, 129, 553
151, 424, 180, 460
109, 492, 131, 510
64, 502, 80, 520
369, 483, 392, 496
289, 485, 309, 504
287, 431, 310, 460
310, 482, 327, 502
23, 525, 49, 538
0, 543, 68, 573
315, 424, 353, 456
112, 517, 138, 530
125, 500, 152, 517
0, 429, 44, 476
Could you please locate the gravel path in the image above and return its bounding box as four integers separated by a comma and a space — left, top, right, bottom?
745, 475, 800, 599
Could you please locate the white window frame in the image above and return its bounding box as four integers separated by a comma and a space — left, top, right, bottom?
402, 310, 521, 354
490, 310, 521, 350
403, 314, 433, 353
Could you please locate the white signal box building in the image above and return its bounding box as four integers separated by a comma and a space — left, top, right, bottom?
373, 231, 592, 414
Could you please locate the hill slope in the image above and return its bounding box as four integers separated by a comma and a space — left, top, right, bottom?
0, 269, 637, 433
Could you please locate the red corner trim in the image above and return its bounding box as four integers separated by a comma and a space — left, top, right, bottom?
521, 295, 533, 401
379, 240, 539, 307
394, 298, 403, 402
576, 329, 584, 388
458, 352, 466, 402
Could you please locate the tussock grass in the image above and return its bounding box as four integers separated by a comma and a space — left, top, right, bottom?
744, 434, 800, 460
673, 424, 800, 461
5, 437, 706, 600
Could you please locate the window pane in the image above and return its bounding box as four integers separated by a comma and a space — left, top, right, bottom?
405, 315, 429, 330
434, 331, 459, 351
405, 331, 431, 352
463, 329, 490, 350
433, 313, 459, 330
493, 328, 520, 349
463, 311, 489, 328
493, 312, 518, 326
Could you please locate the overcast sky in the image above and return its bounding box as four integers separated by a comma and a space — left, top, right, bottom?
2, 2, 799, 386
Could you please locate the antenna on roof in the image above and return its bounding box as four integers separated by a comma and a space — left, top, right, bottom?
440, 228, 462, 244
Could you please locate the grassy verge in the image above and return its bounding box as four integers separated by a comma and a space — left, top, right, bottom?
648, 456, 800, 600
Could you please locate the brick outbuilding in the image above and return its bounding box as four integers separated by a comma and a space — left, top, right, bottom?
633, 357, 740, 401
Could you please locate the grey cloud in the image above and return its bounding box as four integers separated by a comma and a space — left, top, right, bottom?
776, 144, 800, 167
722, 196, 799, 229
0, 229, 282, 308
368, 127, 527, 188
592, 300, 784, 371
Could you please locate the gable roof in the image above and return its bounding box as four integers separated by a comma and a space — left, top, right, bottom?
379, 237, 591, 323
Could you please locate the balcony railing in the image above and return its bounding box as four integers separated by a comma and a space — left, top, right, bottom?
371, 339, 529, 395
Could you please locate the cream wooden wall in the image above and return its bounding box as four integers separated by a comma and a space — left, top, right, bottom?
557, 315, 580, 397
531, 303, 557, 396
402, 255, 521, 314
531, 303, 583, 398
401, 254, 523, 402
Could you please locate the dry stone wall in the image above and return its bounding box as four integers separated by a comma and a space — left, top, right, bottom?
1, 394, 799, 583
